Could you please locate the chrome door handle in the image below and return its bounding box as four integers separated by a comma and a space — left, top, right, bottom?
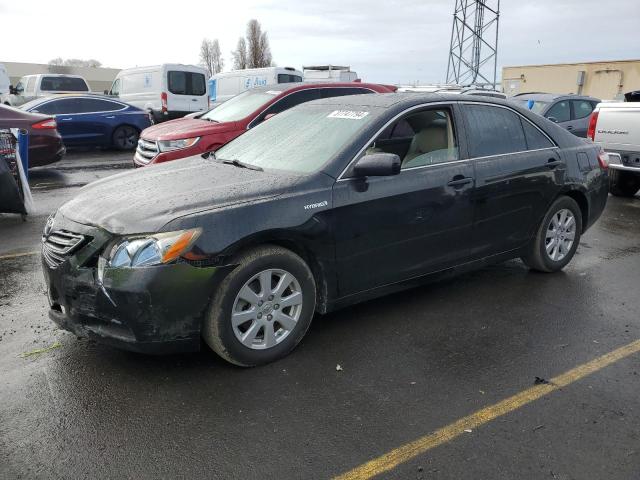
105, 116, 115, 119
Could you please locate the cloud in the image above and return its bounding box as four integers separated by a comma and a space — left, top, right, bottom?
0, 0, 636, 85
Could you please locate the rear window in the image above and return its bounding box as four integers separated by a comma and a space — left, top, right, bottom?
168, 71, 206, 96
40, 76, 89, 92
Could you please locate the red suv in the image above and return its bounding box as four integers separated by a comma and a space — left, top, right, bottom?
134, 82, 396, 166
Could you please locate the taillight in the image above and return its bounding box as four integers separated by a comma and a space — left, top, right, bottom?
597, 148, 609, 170
32, 119, 57, 129
161, 92, 168, 113
587, 111, 598, 141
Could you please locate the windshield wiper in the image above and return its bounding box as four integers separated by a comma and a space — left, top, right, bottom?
220, 158, 263, 171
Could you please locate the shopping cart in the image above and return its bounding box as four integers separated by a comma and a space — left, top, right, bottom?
0, 129, 27, 216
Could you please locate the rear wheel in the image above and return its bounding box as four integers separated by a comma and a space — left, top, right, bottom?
111, 125, 139, 151
203, 245, 316, 367
609, 170, 640, 197
522, 196, 582, 272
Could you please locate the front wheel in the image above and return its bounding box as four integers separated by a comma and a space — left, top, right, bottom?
609, 170, 640, 197
203, 245, 316, 367
522, 196, 582, 272
111, 125, 139, 151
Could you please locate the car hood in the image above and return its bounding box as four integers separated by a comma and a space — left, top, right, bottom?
57, 156, 298, 234
141, 117, 239, 140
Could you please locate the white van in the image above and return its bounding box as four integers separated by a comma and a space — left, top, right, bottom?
109, 64, 208, 122
210, 67, 302, 104
303, 65, 358, 83
0, 64, 10, 104
4, 74, 90, 107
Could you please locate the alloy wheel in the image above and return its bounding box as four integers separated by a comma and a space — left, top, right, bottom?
545, 208, 576, 262
231, 269, 303, 350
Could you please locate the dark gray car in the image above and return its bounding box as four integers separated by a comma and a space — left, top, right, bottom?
510, 93, 600, 138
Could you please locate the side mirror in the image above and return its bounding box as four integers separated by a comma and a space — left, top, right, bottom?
353, 153, 401, 177
547, 116, 558, 123
9, 85, 15, 95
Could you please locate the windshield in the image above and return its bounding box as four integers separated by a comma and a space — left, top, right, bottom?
201, 89, 281, 123
214, 105, 377, 174
514, 99, 549, 115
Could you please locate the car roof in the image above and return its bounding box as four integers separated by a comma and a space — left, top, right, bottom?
512, 93, 600, 102
249, 82, 395, 94
306, 92, 515, 109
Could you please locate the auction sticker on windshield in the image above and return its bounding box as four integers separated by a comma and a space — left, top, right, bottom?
327, 110, 370, 120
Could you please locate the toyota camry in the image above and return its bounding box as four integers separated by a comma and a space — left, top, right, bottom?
42, 93, 609, 366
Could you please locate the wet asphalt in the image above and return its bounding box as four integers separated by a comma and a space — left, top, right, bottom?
1, 152, 639, 479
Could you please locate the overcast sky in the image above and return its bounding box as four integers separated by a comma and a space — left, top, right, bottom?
1, 0, 638, 84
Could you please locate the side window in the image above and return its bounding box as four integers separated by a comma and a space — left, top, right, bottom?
15, 78, 26, 93
320, 87, 374, 99
463, 104, 526, 157
365, 108, 458, 169
74, 99, 124, 113
521, 119, 554, 150
572, 100, 594, 120
26, 77, 36, 94
32, 101, 59, 115
277, 74, 302, 84
261, 89, 321, 118
51, 99, 83, 115
545, 101, 570, 123
110, 78, 120, 96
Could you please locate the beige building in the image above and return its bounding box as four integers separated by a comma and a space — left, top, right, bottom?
1, 61, 121, 93
502, 59, 640, 100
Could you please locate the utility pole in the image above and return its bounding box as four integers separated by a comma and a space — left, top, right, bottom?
446, 0, 500, 89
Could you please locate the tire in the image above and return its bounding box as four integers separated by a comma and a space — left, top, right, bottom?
203, 245, 316, 367
111, 125, 139, 151
521, 196, 583, 273
609, 169, 640, 197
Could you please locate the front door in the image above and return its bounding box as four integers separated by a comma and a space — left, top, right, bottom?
461, 103, 562, 257
331, 104, 476, 297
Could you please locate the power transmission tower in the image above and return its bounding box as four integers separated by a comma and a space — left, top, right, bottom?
446, 0, 500, 88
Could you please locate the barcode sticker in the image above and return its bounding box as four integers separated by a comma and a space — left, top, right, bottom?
327, 110, 370, 120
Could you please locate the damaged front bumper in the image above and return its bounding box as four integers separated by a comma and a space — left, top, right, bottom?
42, 218, 222, 354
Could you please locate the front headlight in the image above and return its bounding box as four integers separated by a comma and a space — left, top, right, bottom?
157, 137, 200, 152
105, 228, 202, 269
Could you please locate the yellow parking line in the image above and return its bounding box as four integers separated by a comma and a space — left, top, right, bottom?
0, 251, 39, 260
334, 339, 640, 480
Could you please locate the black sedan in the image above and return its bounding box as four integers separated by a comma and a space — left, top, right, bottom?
42, 94, 609, 366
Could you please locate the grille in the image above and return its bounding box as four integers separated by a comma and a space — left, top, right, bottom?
42, 230, 87, 269
135, 138, 159, 163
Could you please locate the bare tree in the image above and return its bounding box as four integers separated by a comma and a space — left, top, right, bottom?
200, 39, 224, 77
231, 37, 248, 70
48, 58, 102, 68
246, 19, 272, 68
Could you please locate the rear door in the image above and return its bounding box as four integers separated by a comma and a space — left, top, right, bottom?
166, 71, 207, 114
34, 98, 82, 144
545, 100, 572, 133
332, 103, 476, 296
462, 103, 561, 257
